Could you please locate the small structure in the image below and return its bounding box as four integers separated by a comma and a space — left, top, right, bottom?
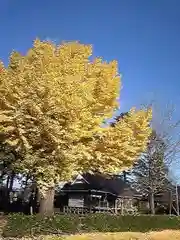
137, 184, 180, 215
55, 173, 141, 214
154, 185, 180, 215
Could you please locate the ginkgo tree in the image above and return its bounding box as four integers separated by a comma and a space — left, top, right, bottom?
0, 39, 152, 215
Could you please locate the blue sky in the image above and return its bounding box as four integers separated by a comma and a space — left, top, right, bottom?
1, 0, 180, 113
1, 0, 180, 180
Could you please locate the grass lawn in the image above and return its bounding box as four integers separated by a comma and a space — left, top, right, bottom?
46, 231, 180, 240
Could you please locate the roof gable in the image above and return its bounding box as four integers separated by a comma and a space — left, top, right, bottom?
71, 174, 90, 185
61, 173, 138, 197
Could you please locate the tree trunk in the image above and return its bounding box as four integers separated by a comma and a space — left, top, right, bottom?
6, 175, 10, 189
169, 190, 172, 215
9, 173, 15, 192
24, 174, 29, 188
176, 184, 179, 216
149, 191, 155, 215
39, 187, 55, 216
4, 175, 10, 213
0, 173, 4, 186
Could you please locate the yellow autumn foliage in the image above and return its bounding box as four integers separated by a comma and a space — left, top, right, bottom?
0, 39, 152, 193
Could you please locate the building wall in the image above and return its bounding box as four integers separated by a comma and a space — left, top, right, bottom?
68, 196, 84, 207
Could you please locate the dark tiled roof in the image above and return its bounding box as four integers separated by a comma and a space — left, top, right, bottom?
62, 182, 90, 191
61, 173, 139, 197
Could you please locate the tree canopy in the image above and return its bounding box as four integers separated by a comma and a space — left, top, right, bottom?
0, 40, 152, 200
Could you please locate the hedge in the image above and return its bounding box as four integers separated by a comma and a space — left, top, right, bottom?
3, 213, 180, 237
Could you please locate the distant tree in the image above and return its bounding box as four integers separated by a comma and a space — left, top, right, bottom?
0, 39, 152, 215
132, 130, 173, 214
0, 142, 18, 189
0, 140, 21, 212
111, 112, 129, 127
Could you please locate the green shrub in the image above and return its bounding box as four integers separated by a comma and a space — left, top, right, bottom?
3, 213, 80, 237
82, 214, 180, 232
3, 213, 180, 237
